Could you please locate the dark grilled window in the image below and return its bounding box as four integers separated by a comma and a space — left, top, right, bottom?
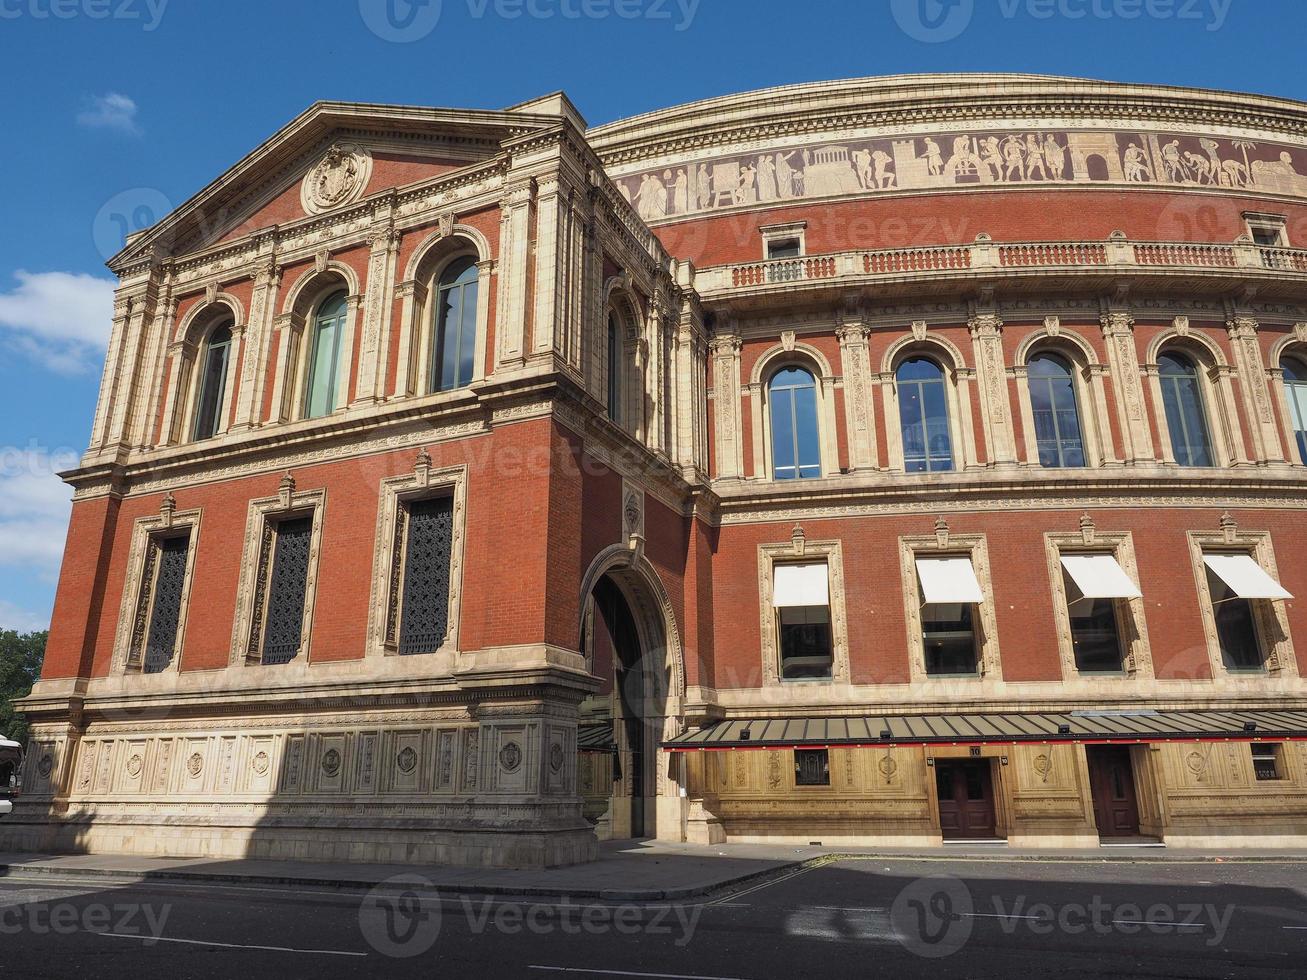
144, 536, 189, 673
1252, 744, 1282, 781
794, 749, 830, 786
259, 517, 312, 664
397, 496, 454, 656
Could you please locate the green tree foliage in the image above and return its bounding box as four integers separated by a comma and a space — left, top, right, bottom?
0, 630, 46, 747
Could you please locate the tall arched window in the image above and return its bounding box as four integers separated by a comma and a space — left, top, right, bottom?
896, 357, 953, 473
1028, 353, 1086, 467
431, 257, 479, 392
607, 312, 622, 422
1282, 355, 1307, 463
192, 322, 232, 440
769, 366, 821, 480
304, 291, 348, 419
1158, 352, 1214, 467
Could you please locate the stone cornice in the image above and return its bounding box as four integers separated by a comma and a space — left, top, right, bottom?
588, 73, 1307, 167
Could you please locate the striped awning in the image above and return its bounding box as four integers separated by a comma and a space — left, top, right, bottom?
664, 709, 1307, 750
578, 723, 617, 754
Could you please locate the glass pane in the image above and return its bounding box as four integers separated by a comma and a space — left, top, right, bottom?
922, 602, 977, 675
1207, 568, 1263, 670
304, 309, 341, 419
1160, 355, 1213, 467
964, 765, 984, 800
792, 384, 821, 477
193, 326, 231, 440
433, 259, 479, 393
921, 378, 953, 471
779, 605, 833, 680
607, 315, 621, 419
1067, 579, 1124, 672
770, 388, 797, 479
900, 383, 927, 472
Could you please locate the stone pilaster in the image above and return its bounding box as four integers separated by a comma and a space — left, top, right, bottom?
495, 179, 535, 367
353, 222, 401, 405
709, 332, 744, 480
837, 316, 878, 472
232, 258, 282, 428
1226, 314, 1288, 464
1099, 310, 1155, 464
967, 311, 1018, 465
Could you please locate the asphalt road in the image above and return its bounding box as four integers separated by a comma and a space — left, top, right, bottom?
0, 857, 1305, 979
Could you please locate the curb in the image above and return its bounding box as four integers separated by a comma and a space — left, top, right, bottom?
0, 858, 804, 903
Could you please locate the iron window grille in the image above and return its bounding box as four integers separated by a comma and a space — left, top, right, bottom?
249, 516, 313, 665
131, 535, 190, 673
794, 749, 830, 786
1252, 744, 1283, 781
393, 495, 455, 656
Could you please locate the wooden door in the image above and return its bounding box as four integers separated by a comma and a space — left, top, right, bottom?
1087, 745, 1141, 837
935, 760, 998, 839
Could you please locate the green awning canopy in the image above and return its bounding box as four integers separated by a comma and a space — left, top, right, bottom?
664, 709, 1307, 750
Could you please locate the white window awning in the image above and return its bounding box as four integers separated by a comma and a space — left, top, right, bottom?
1060, 554, 1142, 600
916, 556, 984, 605
773, 563, 830, 607
1203, 554, 1293, 600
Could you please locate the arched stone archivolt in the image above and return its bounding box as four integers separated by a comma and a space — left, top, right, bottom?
270, 266, 359, 424
879, 331, 979, 472
160, 295, 246, 445
576, 543, 688, 842
1012, 327, 1118, 467
747, 340, 839, 480
395, 228, 493, 398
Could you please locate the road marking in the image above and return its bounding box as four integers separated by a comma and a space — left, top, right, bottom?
529, 968, 753, 980
99, 932, 367, 957
1283, 926, 1307, 930
811, 906, 889, 913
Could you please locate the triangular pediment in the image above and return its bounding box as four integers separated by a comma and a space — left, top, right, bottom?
111, 97, 585, 269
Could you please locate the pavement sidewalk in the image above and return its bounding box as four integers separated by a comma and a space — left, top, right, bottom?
1, 839, 1305, 902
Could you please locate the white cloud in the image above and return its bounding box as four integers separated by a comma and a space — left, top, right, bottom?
0, 446, 75, 633
77, 92, 141, 134
0, 599, 49, 633
0, 271, 115, 373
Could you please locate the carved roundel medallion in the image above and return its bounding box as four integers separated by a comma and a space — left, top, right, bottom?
301, 141, 373, 215
186, 753, 204, 778
251, 751, 270, 776
37, 755, 53, 778
322, 748, 342, 778
397, 746, 418, 774
549, 743, 564, 773
126, 754, 144, 779
499, 741, 523, 773
877, 755, 897, 780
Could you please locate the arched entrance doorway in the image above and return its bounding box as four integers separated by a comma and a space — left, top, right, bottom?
577, 548, 685, 842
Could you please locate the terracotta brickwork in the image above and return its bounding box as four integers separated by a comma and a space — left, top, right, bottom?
15, 77, 1307, 863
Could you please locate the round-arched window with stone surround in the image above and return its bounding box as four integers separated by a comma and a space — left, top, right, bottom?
192, 321, 233, 441
895, 356, 953, 473
1158, 351, 1214, 467
1282, 354, 1307, 464
430, 256, 479, 393
303, 290, 348, 419
767, 365, 821, 480
1027, 352, 1086, 468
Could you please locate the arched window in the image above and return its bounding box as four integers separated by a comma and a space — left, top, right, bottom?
1028, 353, 1086, 467
192, 322, 232, 440
1158, 352, 1214, 466
607, 312, 622, 421
304, 291, 348, 419
769, 366, 821, 480
896, 357, 953, 473
1282, 355, 1307, 463
431, 257, 479, 392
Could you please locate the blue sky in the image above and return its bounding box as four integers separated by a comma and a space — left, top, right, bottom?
0, 0, 1298, 630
